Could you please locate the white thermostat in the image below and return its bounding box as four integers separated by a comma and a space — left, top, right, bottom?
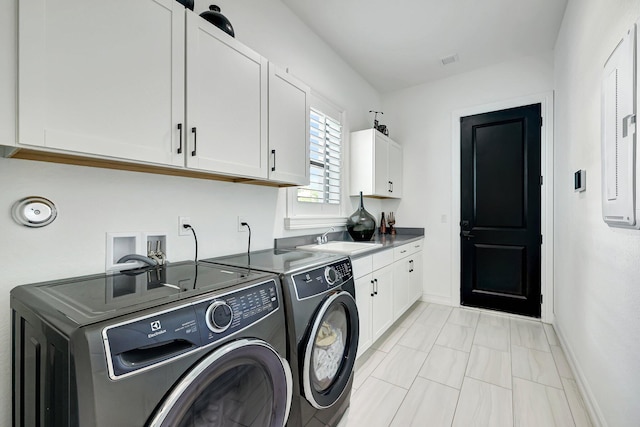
12, 196, 58, 227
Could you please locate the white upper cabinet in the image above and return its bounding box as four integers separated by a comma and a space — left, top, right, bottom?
388, 140, 403, 198
185, 12, 268, 179
267, 64, 310, 186
18, 0, 185, 167
0, 0, 16, 148
14, 3, 309, 185
350, 129, 403, 198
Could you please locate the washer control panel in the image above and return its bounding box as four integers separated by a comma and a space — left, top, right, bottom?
103, 279, 280, 379
196, 279, 279, 343
292, 258, 353, 300
205, 301, 233, 333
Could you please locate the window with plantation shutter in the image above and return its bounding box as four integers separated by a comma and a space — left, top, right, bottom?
297, 108, 342, 204
285, 94, 345, 230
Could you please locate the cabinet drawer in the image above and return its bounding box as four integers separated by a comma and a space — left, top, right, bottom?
372, 249, 394, 271
394, 240, 423, 260
352, 255, 372, 279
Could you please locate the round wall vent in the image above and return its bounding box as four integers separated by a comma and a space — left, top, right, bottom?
12, 196, 58, 228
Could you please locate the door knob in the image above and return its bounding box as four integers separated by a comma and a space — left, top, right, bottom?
460, 230, 475, 240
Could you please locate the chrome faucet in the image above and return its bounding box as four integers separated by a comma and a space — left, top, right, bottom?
316, 227, 335, 245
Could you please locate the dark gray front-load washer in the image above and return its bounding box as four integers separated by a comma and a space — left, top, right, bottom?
11, 261, 292, 427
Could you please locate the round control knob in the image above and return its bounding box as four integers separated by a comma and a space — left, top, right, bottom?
324, 267, 338, 285
206, 301, 233, 333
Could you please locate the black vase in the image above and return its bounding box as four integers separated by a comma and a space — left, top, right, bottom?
347, 192, 376, 241
200, 5, 235, 38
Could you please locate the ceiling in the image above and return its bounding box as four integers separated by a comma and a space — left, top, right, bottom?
281, 0, 568, 93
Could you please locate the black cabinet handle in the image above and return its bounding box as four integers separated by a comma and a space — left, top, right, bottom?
271, 149, 276, 172
374, 278, 378, 295
177, 123, 183, 154
191, 127, 197, 156
388, 181, 392, 192
390, 181, 393, 192
370, 279, 374, 297
409, 260, 414, 273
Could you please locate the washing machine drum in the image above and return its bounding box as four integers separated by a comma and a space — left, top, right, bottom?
149, 338, 292, 427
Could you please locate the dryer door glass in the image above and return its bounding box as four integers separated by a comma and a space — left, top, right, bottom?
149, 339, 292, 427
311, 306, 347, 391
303, 291, 359, 409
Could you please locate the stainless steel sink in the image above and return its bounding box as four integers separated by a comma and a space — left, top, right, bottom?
297, 241, 383, 255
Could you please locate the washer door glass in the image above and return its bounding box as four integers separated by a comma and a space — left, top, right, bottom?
303, 291, 359, 409
149, 339, 291, 427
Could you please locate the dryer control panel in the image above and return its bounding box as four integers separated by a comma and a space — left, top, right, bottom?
291, 258, 353, 300
103, 279, 280, 379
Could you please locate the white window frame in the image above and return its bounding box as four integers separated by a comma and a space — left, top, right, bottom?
285, 93, 348, 230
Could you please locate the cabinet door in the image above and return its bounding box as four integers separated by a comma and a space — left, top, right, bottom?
354, 274, 373, 358
186, 12, 267, 178
392, 257, 410, 320
371, 264, 394, 341
373, 133, 390, 196
349, 130, 375, 196
268, 65, 310, 185
0, 0, 16, 147
409, 253, 423, 303
19, 0, 184, 166
388, 140, 403, 198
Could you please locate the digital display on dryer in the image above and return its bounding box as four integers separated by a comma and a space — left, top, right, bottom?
292, 259, 353, 300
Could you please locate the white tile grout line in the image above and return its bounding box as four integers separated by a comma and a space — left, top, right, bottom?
448, 306, 481, 426
354, 303, 592, 427
385, 303, 445, 426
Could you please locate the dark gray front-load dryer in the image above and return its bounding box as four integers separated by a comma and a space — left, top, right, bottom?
11, 261, 292, 427
203, 250, 359, 427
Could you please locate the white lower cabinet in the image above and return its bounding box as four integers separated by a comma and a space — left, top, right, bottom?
392, 241, 424, 320
354, 250, 394, 358
355, 240, 424, 358
393, 258, 411, 320
354, 275, 373, 357
370, 264, 394, 340
409, 255, 423, 302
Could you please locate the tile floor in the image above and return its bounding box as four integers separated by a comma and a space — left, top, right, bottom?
338, 302, 593, 427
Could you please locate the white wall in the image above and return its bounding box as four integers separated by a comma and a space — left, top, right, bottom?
0, 0, 381, 424
196, 0, 385, 237
553, 1, 640, 425
382, 53, 554, 303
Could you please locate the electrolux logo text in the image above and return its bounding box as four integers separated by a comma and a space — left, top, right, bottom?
148, 320, 166, 338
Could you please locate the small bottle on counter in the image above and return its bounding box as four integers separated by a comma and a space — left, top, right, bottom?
380, 212, 387, 234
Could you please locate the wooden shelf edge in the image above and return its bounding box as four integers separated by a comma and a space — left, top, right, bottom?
7, 148, 296, 188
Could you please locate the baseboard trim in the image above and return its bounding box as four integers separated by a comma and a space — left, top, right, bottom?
420, 294, 452, 306
554, 321, 607, 427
